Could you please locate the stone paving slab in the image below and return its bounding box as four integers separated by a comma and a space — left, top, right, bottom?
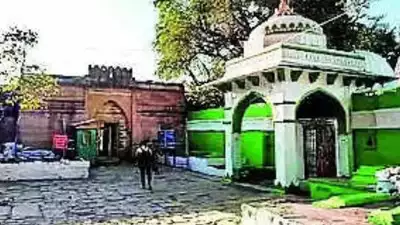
12, 204, 42, 219
0, 165, 271, 225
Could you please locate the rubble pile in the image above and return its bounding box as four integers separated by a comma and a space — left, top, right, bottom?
376, 167, 400, 194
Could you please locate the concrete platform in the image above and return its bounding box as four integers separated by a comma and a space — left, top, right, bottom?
0, 160, 90, 181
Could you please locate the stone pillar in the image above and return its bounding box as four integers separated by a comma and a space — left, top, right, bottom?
184, 121, 189, 156
338, 134, 353, 177
224, 124, 234, 177
224, 92, 235, 177
338, 135, 350, 177
232, 132, 241, 169
273, 102, 300, 187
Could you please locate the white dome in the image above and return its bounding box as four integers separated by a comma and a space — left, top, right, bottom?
244, 13, 327, 57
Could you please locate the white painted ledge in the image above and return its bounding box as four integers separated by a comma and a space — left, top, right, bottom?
167, 156, 225, 177
0, 161, 90, 181
352, 107, 400, 129
187, 118, 273, 132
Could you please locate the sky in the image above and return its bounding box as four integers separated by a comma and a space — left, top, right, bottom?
0, 0, 399, 81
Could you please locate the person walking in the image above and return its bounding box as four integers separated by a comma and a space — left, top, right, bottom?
135, 140, 154, 190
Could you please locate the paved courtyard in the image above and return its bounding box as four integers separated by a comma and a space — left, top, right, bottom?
0, 164, 274, 225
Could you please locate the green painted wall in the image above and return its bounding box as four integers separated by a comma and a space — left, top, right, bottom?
241, 131, 274, 168
243, 103, 273, 118
188, 108, 224, 120
188, 103, 275, 167
352, 88, 400, 111
188, 131, 225, 158
354, 129, 400, 168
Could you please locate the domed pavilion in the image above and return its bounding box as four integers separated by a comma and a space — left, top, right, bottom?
205, 0, 398, 187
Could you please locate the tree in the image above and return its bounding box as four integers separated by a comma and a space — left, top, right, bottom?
0, 26, 58, 110
154, 0, 400, 109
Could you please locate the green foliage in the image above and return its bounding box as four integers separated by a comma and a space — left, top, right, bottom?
155, 0, 400, 109
2, 74, 59, 110
185, 84, 224, 111
0, 26, 40, 78
0, 26, 59, 110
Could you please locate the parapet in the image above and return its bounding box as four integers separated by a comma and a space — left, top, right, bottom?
87, 65, 134, 87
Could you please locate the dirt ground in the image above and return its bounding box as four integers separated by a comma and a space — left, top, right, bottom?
288, 203, 370, 225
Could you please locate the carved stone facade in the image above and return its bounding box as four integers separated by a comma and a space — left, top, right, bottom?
19, 65, 185, 152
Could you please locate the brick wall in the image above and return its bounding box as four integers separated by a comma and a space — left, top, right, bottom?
132, 88, 185, 143
19, 84, 87, 148
18, 79, 186, 152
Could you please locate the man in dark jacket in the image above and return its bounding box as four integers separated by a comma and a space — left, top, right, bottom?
135, 140, 154, 190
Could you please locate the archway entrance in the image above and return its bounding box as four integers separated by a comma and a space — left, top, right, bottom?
95, 101, 130, 159
232, 92, 275, 181
296, 91, 346, 178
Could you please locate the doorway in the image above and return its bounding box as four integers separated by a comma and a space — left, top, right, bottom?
101, 123, 118, 158
296, 90, 346, 179
300, 118, 337, 178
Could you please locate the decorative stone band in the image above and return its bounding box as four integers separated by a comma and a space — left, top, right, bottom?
224, 43, 366, 79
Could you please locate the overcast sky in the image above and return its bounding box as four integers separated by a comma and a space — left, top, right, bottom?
0, 0, 398, 80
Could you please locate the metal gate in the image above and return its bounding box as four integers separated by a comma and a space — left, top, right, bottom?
300, 118, 337, 178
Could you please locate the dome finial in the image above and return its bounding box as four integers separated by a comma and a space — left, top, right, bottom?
275, 0, 294, 16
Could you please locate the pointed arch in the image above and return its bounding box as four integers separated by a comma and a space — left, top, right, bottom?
232, 91, 272, 133
296, 88, 347, 133
95, 100, 129, 127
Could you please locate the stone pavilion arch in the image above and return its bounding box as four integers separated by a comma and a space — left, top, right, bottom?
296, 89, 348, 180
205, 0, 397, 187
230, 91, 275, 174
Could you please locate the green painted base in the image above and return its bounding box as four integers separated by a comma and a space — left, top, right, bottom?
369, 206, 400, 225
313, 193, 393, 209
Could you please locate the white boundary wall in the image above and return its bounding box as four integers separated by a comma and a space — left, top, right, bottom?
167, 156, 225, 177
0, 161, 90, 181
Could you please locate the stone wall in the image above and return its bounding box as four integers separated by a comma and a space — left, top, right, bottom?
18, 68, 185, 152
19, 110, 86, 148
0, 161, 90, 181
133, 88, 185, 143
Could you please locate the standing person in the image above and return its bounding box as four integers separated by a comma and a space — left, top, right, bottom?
135, 140, 154, 190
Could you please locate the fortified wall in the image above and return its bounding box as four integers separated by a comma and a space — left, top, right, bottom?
19, 65, 185, 153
